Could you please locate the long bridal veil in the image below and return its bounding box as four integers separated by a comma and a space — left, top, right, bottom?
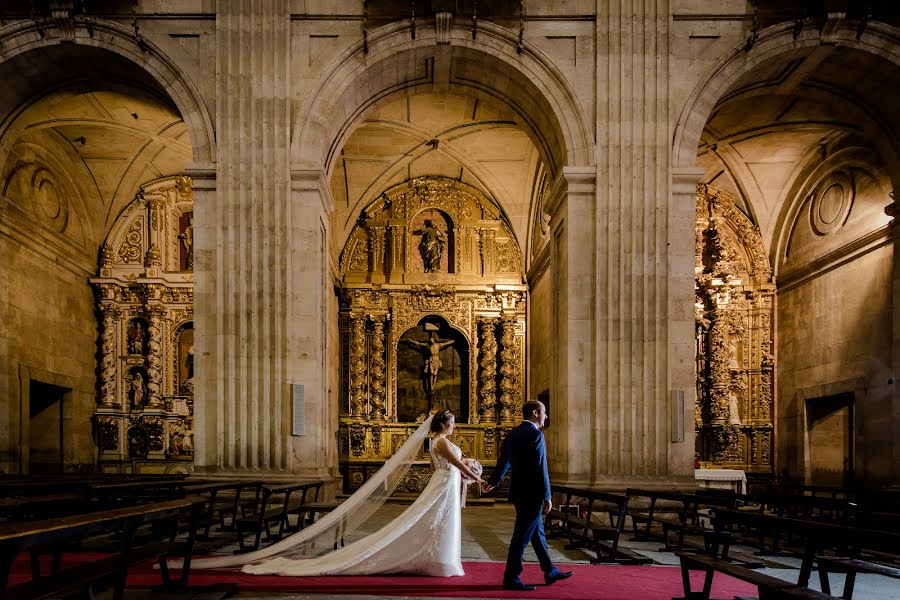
188, 414, 435, 570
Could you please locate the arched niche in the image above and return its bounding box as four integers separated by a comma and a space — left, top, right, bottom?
337, 177, 526, 493
396, 317, 470, 423
695, 185, 776, 476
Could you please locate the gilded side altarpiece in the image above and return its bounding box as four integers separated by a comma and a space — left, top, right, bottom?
338, 177, 526, 493
695, 185, 775, 477
90, 176, 195, 473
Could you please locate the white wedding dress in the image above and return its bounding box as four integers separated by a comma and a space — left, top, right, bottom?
242, 439, 464, 576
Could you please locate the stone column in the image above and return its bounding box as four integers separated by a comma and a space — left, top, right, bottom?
544, 168, 595, 483
145, 308, 165, 409
185, 166, 215, 469
498, 318, 521, 425
478, 318, 498, 423
369, 316, 386, 421
195, 1, 293, 473
887, 191, 900, 481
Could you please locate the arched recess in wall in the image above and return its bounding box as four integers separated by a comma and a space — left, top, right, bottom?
0, 18, 215, 165
673, 20, 900, 181
291, 20, 595, 190
0, 18, 205, 473
694, 185, 775, 477
336, 176, 525, 493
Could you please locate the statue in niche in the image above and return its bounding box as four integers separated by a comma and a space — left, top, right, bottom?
416, 219, 445, 272
130, 371, 145, 409
182, 345, 195, 394
179, 217, 194, 269
403, 333, 455, 407
127, 320, 146, 355
728, 389, 742, 426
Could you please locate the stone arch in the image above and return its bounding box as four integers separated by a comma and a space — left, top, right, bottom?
291, 20, 594, 177
0, 18, 215, 164
673, 19, 900, 182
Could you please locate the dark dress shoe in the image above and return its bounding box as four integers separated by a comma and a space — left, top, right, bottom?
502, 580, 536, 591
544, 569, 574, 585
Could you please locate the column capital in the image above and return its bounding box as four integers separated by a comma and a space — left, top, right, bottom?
671, 167, 705, 194
290, 169, 334, 214
544, 167, 596, 215
184, 164, 216, 191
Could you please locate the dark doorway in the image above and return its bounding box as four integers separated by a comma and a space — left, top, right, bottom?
806, 392, 853, 487
29, 380, 67, 474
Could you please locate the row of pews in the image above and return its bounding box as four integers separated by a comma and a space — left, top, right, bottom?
0, 473, 335, 599
621, 484, 900, 600
545, 482, 900, 599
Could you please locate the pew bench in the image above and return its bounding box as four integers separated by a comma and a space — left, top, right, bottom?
235, 482, 311, 552
0, 495, 207, 600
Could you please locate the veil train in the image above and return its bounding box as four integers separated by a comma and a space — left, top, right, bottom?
187, 414, 436, 570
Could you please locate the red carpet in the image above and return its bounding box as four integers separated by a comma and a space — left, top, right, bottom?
12, 553, 758, 599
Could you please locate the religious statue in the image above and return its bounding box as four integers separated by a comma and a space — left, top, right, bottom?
728, 389, 742, 426
179, 217, 194, 269
182, 345, 195, 394
403, 333, 455, 405
130, 371, 145, 409
416, 219, 445, 272
127, 320, 145, 355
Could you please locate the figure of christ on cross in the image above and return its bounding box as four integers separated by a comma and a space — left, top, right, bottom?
403, 333, 455, 410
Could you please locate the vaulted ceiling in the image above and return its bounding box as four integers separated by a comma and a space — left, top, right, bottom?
330, 91, 544, 251
698, 46, 900, 258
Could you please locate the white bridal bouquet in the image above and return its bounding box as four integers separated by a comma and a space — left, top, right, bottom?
461, 457, 483, 485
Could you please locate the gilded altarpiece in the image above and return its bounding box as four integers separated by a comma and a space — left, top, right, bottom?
695, 185, 775, 477
90, 176, 195, 473
338, 177, 526, 492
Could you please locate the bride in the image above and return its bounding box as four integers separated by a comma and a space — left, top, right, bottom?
186, 409, 486, 576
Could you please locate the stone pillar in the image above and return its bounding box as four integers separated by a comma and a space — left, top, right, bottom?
886, 191, 900, 481
98, 307, 119, 408
145, 308, 165, 409
544, 168, 595, 483
498, 318, 520, 425
369, 316, 386, 421
186, 167, 215, 469
194, 1, 293, 473
478, 318, 498, 423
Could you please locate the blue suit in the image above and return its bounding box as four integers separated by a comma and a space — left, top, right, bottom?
487, 421, 555, 582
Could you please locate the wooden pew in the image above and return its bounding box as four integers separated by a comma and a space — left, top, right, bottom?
689, 508, 900, 600
234, 482, 310, 552
0, 496, 207, 600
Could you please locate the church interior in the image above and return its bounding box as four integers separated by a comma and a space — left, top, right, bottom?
0, 1, 899, 598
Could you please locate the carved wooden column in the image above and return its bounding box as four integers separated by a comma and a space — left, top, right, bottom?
369, 316, 386, 421
348, 316, 367, 418
99, 307, 120, 408
480, 227, 497, 275
145, 308, 166, 409
388, 221, 405, 282
144, 195, 164, 271
370, 226, 386, 283
498, 318, 520, 424
478, 319, 498, 422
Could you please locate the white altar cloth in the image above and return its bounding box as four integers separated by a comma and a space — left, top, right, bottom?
695, 469, 747, 494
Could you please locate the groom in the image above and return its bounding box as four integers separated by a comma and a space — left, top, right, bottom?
483, 400, 574, 591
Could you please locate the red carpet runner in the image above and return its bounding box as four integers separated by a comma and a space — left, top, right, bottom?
12, 554, 758, 599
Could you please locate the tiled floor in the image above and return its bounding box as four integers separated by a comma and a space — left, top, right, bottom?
213, 502, 899, 600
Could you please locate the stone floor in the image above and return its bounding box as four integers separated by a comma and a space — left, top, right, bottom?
207, 502, 898, 600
